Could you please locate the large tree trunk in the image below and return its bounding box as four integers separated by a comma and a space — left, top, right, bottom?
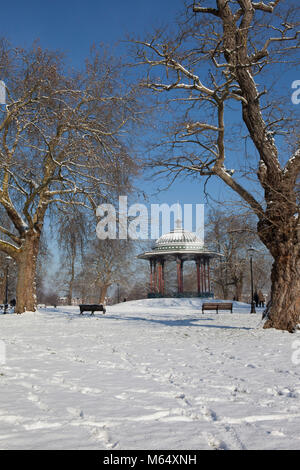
263, 252, 300, 333
15, 231, 40, 313
99, 284, 109, 305
259, 217, 300, 332
0, 268, 7, 304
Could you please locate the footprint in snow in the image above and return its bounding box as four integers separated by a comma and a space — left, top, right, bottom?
27, 392, 49, 412
67, 407, 84, 418
91, 427, 119, 449
206, 433, 227, 450
202, 406, 218, 422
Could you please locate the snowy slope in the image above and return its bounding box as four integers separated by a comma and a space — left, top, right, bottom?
0, 298, 299, 450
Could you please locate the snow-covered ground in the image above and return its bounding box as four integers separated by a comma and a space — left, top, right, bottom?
0, 298, 299, 450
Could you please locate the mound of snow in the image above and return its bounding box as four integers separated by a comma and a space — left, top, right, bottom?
109, 297, 253, 313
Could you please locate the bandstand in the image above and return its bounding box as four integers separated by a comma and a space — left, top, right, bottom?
138, 223, 222, 298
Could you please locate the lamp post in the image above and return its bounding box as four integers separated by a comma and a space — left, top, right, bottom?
247, 247, 256, 314
3, 256, 12, 314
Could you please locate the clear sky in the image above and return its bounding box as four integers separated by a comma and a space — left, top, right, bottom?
1, 0, 183, 64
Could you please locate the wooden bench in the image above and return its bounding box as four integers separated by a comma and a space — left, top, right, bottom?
79, 304, 106, 315
202, 302, 233, 314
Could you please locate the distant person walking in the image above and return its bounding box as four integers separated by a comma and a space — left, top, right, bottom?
258, 290, 265, 308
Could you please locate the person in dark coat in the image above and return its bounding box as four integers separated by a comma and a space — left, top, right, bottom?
258, 290, 265, 308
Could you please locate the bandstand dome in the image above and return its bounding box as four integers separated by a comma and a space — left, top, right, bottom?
154, 226, 204, 252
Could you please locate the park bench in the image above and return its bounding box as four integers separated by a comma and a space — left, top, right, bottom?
79, 304, 106, 316
202, 302, 233, 314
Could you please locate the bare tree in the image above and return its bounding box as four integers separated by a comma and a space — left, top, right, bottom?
56, 206, 87, 304
78, 239, 134, 304
134, 0, 300, 331
0, 42, 138, 313
206, 209, 271, 301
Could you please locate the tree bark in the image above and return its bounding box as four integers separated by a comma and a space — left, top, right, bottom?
99, 284, 109, 305
0, 269, 7, 304
263, 250, 300, 333
15, 231, 40, 313
234, 276, 243, 302
258, 216, 300, 332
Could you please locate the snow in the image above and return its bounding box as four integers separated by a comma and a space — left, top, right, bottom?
0, 298, 299, 450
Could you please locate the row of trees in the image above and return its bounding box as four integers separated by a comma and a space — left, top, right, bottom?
31, 207, 269, 307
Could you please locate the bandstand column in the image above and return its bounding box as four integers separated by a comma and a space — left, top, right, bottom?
203, 258, 207, 294
161, 260, 165, 295
149, 259, 153, 293
158, 261, 162, 295
180, 260, 184, 293
207, 258, 210, 294
153, 259, 157, 293
176, 257, 182, 294
196, 258, 201, 295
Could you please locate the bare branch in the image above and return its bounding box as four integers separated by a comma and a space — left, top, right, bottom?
0, 225, 21, 245
0, 239, 20, 257
252, 1, 281, 13
193, 4, 219, 16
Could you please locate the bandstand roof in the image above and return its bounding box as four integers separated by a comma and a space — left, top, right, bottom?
137, 225, 223, 261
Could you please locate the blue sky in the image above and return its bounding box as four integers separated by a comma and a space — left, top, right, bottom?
1, 0, 182, 63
